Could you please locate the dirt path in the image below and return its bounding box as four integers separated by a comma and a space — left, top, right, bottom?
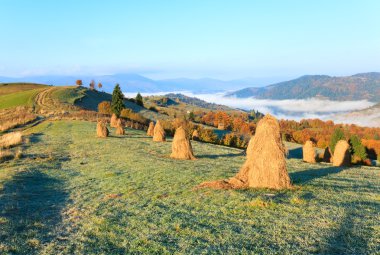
34, 87, 58, 113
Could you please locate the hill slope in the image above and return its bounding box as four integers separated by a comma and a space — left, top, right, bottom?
0, 83, 168, 120
226, 72, 380, 101
0, 120, 378, 254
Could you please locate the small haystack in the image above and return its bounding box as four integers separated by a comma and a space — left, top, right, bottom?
97, 121, 109, 138
192, 129, 199, 141
198, 114, 291, 190
115, 119, 125, 135
153, 120, 166, 142
110, 114, 118, 128
303, 140, 316, 163
246, 135, 254, 159
322, 147, 332, 163
170, 126, 196, 160
147, 122, 155, 136
332, 140, 351, 166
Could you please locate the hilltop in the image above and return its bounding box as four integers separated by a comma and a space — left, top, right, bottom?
0, 83, 168, 121
226, 72, 380, 101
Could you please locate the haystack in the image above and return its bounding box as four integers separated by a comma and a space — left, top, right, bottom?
303, 140, 316, 163
170, 126, 196, 160
198, 114, 291, 190
147, 122, 155, 136
110, 114, 118, 128
153, 120, 166, 142
246, 135, 254, 160
332, 140, 351, 166
115, 119, 125, 135
322, 147, 332, 163
97, 121, 109, 138
192, 129, 199, 141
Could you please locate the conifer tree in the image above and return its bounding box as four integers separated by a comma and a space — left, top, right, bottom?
135, 92, 144, 107
329, 128, 345, 153
111, 84, 125, 117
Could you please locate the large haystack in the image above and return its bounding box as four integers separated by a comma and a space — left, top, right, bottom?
199, 114, 291, 190
246, 136, 254, 160
303, 140, 316, 163
322, 147, 332, 163
97, 121, 109, 138
332, 140, 351, 166
192, 129, 199, 141
153, 120, 166, 142
170, 126, 196, 160
115, 119, 125, 135
110, 114, 118, 128
147, 122, 155, 136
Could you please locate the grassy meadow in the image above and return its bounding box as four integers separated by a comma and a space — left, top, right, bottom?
0, 120, 379, 254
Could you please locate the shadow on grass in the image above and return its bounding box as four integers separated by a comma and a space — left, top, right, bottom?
197, 152, 243, 159
28, 132, 44, 144
288, 147, 303, 159
290, 166, 344, 184
319, 201, 378, 254
0, 169, 69, 254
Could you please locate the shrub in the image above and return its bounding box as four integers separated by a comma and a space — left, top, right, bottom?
149, 106, 158, 112
135, 93, 144, 107
98, 101, 112, 115
120, 109, 148, 125
330, 128, 345, 153
199, 128, 218, 143
349, 135, 368, 161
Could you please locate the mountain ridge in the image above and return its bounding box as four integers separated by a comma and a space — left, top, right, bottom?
226, 72, 380, 101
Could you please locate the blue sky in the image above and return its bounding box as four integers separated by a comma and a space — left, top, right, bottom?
0, 0, 379, 79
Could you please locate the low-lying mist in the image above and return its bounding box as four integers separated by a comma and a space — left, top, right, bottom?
124, 91, 377, 126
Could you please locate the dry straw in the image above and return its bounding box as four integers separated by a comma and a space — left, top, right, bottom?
97, 120, 109, 138
115, 119, 125, 135
0, 132, 23, 148
147, 122, 155, 136
170, 126, 196, 160
198, 114, 292, 190
110, 113, 118, 128
153, 120, 166, 142
246, 135, 254, 160
332, 140, 351, 166
303, 140, 316, 163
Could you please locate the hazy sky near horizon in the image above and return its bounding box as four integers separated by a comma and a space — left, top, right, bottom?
1, 0, 379, 79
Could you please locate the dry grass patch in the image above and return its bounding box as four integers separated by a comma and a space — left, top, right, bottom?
0, 132, 23, 149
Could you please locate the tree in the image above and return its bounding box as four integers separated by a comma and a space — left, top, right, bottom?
329, 128, 345, 153
76, 79, 83, 86
349, 135, 368, 160
98, 101, 112, 115
135, 92, 144, 107
89, 80, 95, 90
111, 84, 125, 117
98, 82, 103, 89
188, 111, 195, 121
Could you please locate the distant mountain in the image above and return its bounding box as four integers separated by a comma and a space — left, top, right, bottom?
0, 74, 270, 94
164, 93, 233, 111
226, 73, 380, 101
0, 73, 291, 94
334, 102, 380, 127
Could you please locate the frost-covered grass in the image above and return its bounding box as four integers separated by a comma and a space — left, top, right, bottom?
0, 120, 379, 254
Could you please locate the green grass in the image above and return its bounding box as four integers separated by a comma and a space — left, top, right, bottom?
0, 88, 44, 109
0, 120, 379, 254
0, 83, 47, 96
50, 86, 87, 104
